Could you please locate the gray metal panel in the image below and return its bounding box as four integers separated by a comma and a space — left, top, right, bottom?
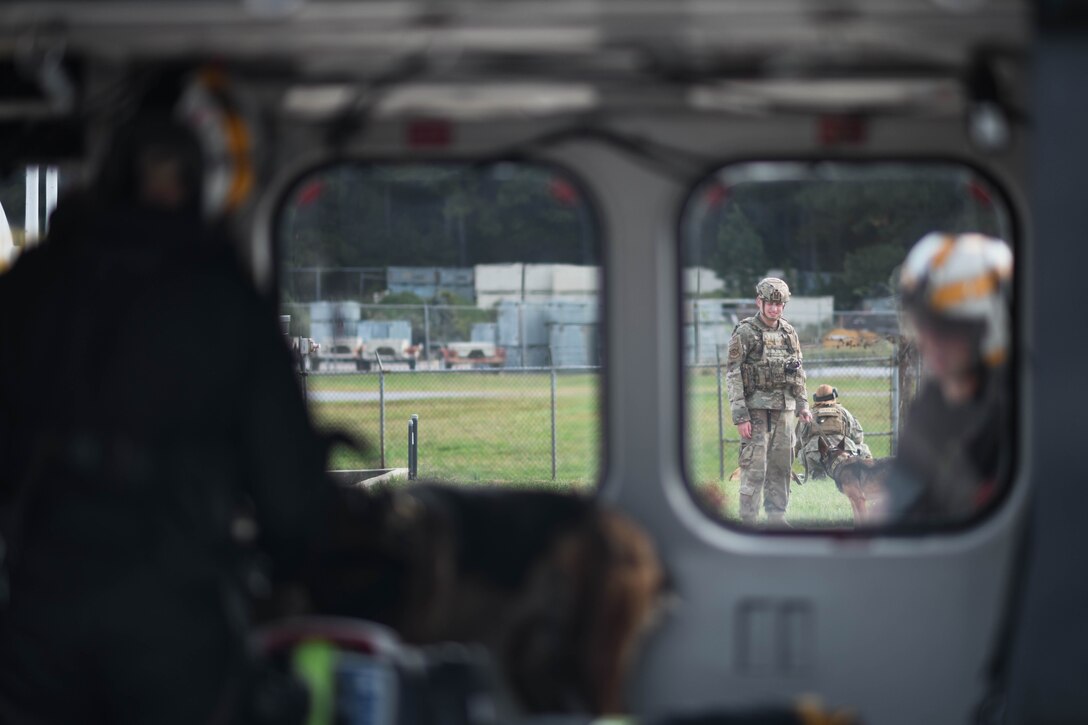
310, 300, 361, 322
1005, 36, 1088, 725
693, 299, 727, 323
549, 322, 597, 367
310, 321, 352, 343
357, 320, 389, 339
504, 345, 549, 368
471, 322, 497, 343
358, 320, 412, 340
386, 320, 412, 340
545, 300, 598, 324
437, 267, 474, 285
387, 266, 437, 285
523, 304, 550, 345
496, 303, 520, 346
496, 301, 550, 346
387, 283, 438, 299
308, 301, 334, 321
683, 323, 729, 365
544, 122, 1027, 725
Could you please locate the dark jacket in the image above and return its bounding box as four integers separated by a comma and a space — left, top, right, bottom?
0, 198, 332, 723
886, 365, 1011, 524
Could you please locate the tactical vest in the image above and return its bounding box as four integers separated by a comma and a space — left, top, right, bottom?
812, 405, 847, 438
739, 319, 804, 392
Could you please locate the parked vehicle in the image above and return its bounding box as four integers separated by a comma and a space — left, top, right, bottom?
440, 342, 506, 369
362, 338, 420, 370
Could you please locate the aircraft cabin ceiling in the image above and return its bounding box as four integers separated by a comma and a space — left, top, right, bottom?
0, 1, 1028, 73
0, 1, 1028, 124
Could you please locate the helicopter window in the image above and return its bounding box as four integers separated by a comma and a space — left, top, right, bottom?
277, 162, 603, 489
0, 165, 77, 271
681, 162, 1015, 532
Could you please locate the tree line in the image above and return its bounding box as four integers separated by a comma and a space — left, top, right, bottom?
691, 167, 1008, 307
0, 162, 1007, 313
283, 163, 1008, 310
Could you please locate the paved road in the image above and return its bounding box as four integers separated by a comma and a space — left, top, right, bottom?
805, 365, 895, 378
308, 390, 511, 403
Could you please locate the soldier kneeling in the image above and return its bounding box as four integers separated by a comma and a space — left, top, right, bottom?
795, 384, 872, 481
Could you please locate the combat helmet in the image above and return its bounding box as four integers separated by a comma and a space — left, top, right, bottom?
756, 277, 791, 303
813, 384, 838, 406
899, 232, 1012, 367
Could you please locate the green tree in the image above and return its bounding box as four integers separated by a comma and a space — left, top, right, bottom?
280, 163, 592, 273
696, 169, 1012, 306
710, 206, 767, 296
837, 243, 905, 307
365, 291, 427, 340
429, 291, 493, 341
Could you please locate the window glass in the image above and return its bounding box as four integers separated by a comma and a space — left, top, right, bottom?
278, 163, 602, 489
0, 165, 73, 270
682, 162, 1014, 530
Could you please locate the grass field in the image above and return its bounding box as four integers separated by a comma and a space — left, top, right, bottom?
308, 370, 600, 488
305, 361, 898, 528
687, 364, 896, 528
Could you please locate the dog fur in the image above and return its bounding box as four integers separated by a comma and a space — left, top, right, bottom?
300, 482, 667, 715
817, 437, 893, 525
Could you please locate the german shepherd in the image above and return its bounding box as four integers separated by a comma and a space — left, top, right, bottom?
301, 482, 668, 715
817, 437, 893, 525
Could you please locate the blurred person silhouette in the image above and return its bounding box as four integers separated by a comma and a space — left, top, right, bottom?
886, 232, 1013, 524
0, 76, 332, 724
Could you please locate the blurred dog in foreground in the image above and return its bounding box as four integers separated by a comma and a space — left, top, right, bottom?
301, 482, 668, 715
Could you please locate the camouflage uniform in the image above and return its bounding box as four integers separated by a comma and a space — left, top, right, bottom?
725, 291, 808, 525
795, 402, 872, 480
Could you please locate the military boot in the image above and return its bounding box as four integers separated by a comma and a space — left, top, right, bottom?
765, 512, 791, 529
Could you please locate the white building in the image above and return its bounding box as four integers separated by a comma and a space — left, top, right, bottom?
474, 263, 600, 308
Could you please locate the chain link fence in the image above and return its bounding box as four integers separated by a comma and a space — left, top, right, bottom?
281, 300, 920, 502
282, 301, 600, 370
299, 365, 602, 488
687, 341, 921, 488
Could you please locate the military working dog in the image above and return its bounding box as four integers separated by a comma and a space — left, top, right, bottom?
817, 437, 893, 525
300, 482, 668, 715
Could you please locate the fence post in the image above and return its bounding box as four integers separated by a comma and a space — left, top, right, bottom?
423, 303, 431, 363
550, 363, 558, 481
377, 352, 386, 468
716, 347, 725, 480
408, 414, 419, 480
894, 339, 919, 455
694, 300, 701, 364
519, 301, 527, 369
300, 352, 308, 397
890, 348, 899, 455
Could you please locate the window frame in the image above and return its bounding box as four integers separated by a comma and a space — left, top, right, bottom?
270, 155, 612, 492
674, 155, 1023, 537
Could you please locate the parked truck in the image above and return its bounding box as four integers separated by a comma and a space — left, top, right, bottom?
440, 341, 507, 369
360, 338, 421, 370
357, 320, 420, 370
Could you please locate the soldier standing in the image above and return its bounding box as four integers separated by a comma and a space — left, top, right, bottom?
726, 278, 812, 526
795, 384, 872, 481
